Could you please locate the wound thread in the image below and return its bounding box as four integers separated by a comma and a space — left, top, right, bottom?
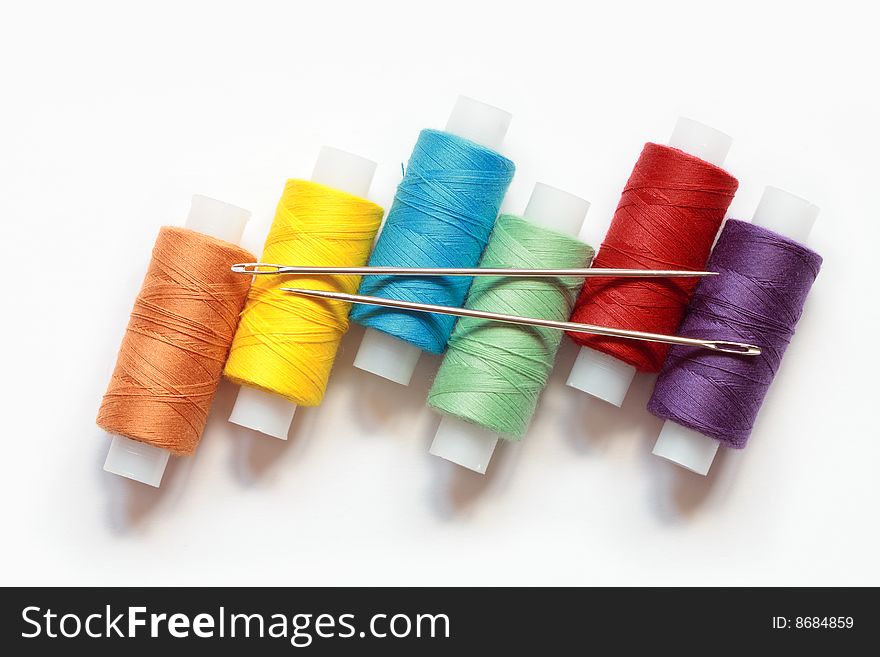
428, 215, 594, 438
567, 143, 738, 371
224, 179, 384, 405
96, 227, 254, 455
350, 129, 515, 354
647, 219, 822, 447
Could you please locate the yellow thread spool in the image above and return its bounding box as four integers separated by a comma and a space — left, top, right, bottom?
225, 179, 384, 410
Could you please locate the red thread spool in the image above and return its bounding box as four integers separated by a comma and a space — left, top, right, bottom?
566, 142, 738, 371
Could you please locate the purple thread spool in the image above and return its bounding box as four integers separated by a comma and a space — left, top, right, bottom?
649, 187, 823, 475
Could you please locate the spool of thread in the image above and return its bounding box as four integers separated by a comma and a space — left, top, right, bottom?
224, 147, 384, 440
99, 196, 255, 487
565, 118, 739, 407
351, 96, 515, 386
427, 184, 594, 473
649, 187, 822, 475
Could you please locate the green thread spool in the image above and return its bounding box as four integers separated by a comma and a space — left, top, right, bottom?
427, 184, 595, 473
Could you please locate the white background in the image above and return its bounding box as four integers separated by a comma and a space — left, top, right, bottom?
2, 0, 878, 586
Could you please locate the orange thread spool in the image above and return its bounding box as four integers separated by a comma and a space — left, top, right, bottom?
97, 226, 254, 455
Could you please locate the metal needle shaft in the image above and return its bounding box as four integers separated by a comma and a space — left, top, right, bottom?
281, 287, 761, 357
232, 263, 719, 279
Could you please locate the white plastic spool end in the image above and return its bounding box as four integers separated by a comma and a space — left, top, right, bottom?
311, 146, 377, 199
752, 186, 819, 244
353, 329, 422, 386
430, 183, 589, 472
652, 422, 720, 476
523, 182, 590, 237
668, 117, 732, 168
104, 195, 251, 486
103, 435, 171, 487
430, 416, 499, 475
185, 194, 251, 245
444, 95, 512, 152
229, 386, 296, 440
566, 347, 636, 407
654, 185, 819, 475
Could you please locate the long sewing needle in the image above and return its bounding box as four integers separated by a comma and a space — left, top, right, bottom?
280, 287, 761, 357
232, 263, 719, 278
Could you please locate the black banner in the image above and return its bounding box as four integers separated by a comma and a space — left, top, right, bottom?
0, 587, 870, 653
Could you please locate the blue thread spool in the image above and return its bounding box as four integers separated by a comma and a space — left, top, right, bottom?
352, 96, 515, 385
